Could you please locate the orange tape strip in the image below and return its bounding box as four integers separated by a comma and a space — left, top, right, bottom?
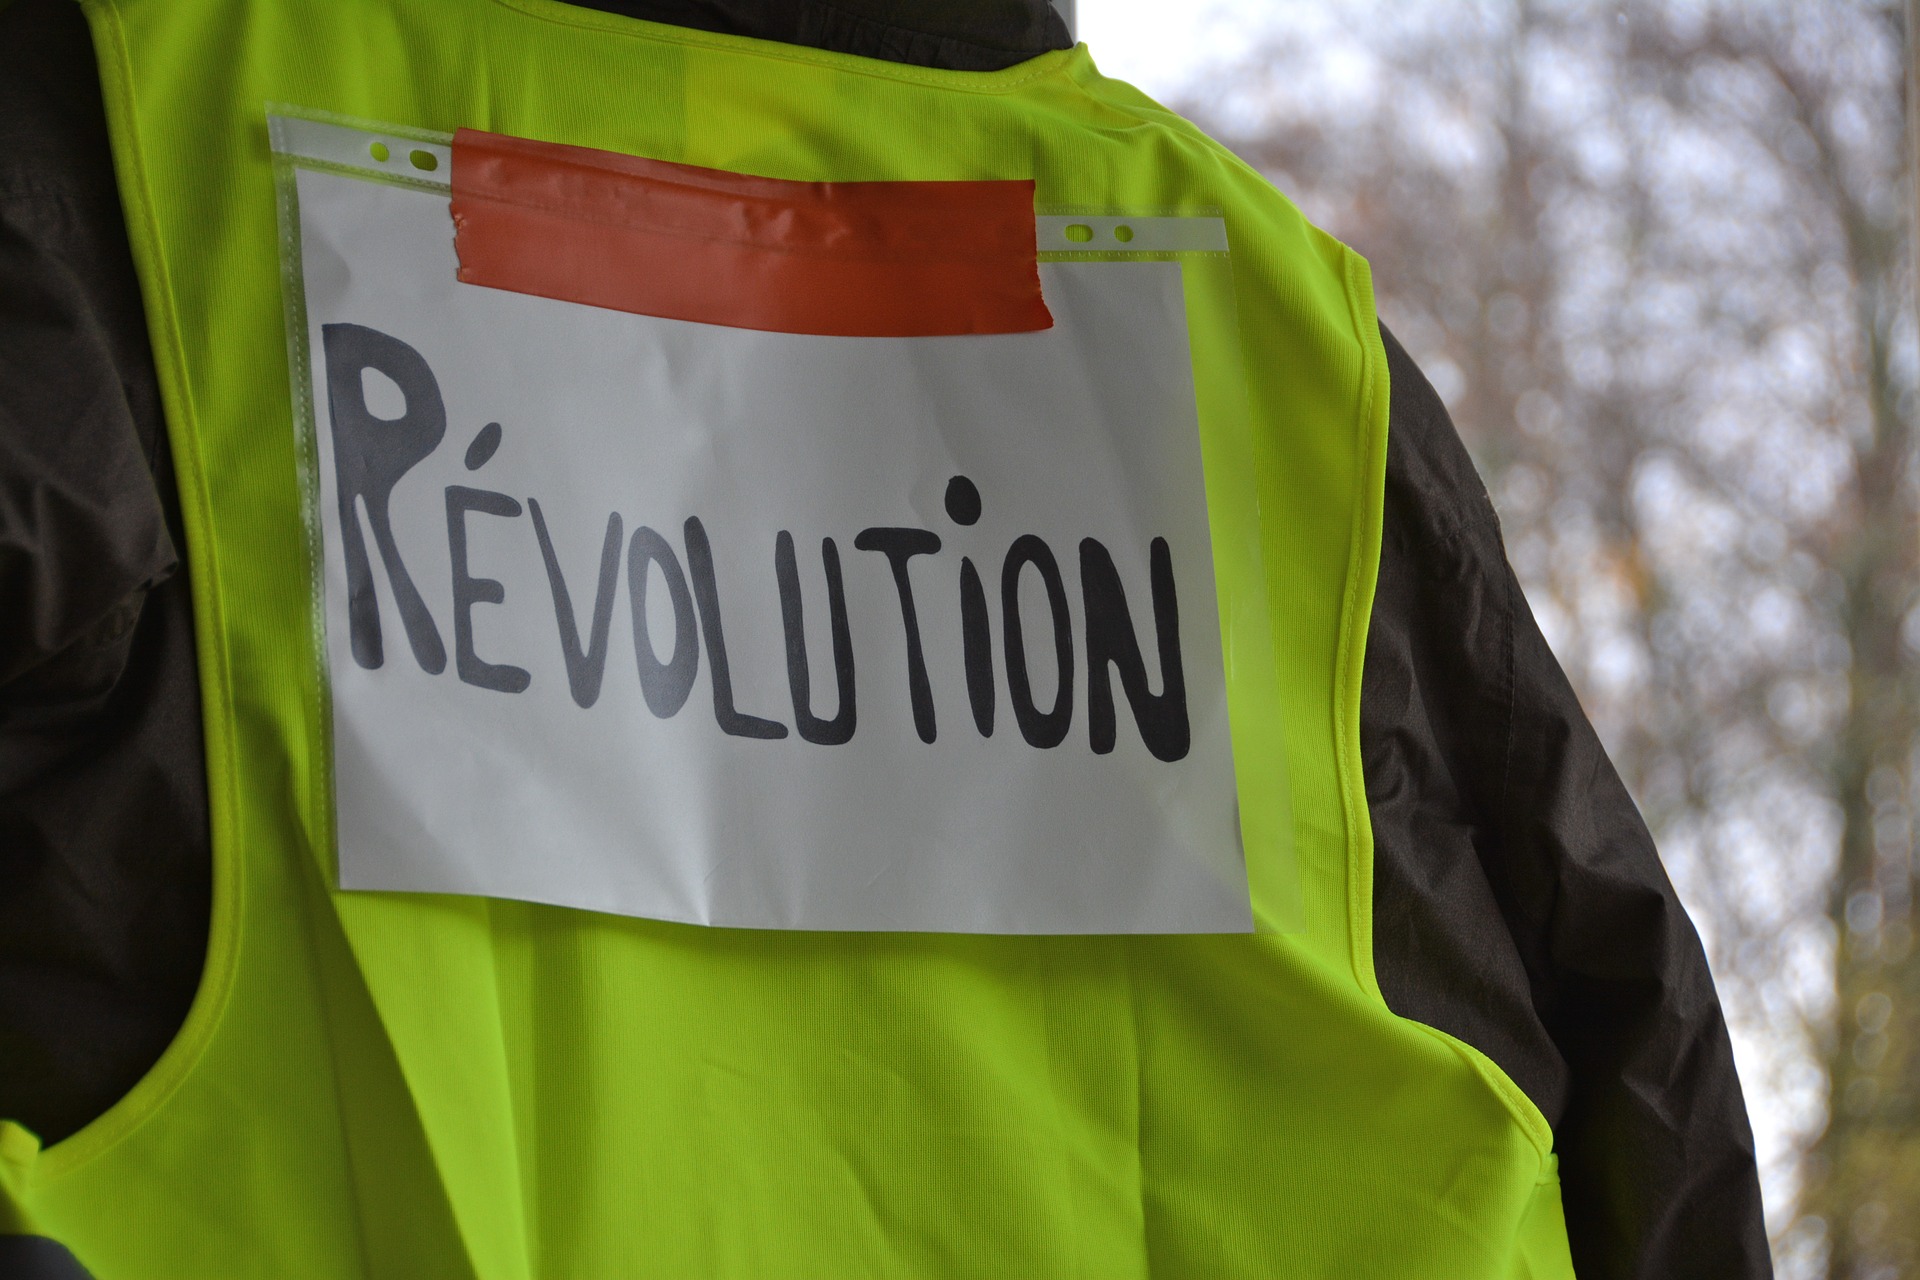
450, 128, 1053, 337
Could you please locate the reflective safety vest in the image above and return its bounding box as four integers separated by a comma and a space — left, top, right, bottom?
0, 1, 1577, 1274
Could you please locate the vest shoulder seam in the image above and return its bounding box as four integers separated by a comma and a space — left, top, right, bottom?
486, 0, 1077, 93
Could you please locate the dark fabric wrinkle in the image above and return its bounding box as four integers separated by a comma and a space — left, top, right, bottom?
0, 0, 208, 1150
0, 216, 175, 682
1367, 326, 1767, 1276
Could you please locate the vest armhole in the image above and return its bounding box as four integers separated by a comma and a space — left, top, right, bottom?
31, 0, 249, 1182
1332, 242, 1554, 1163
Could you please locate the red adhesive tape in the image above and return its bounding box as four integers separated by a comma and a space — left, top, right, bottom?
450, 127, 1053, 338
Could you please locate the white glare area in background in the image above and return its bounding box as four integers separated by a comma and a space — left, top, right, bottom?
1078, 3, 1384, 131
1077, 1, 1269, 101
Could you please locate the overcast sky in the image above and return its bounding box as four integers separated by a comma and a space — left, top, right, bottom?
1075, 1, 1272, 100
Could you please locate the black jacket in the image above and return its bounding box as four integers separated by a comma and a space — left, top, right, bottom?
0, 1, 1770, 1276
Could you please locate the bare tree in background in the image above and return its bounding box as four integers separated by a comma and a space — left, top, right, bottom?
1177, 2, 1916, 1275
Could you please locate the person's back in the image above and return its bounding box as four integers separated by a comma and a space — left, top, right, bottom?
0, 2, 1769, 1276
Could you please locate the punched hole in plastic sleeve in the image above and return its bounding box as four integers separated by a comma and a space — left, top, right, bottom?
447, 128, 1054, 337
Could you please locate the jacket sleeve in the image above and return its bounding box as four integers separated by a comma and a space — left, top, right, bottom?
1364, 323, 1772, 1278
0, 0, 209, 1149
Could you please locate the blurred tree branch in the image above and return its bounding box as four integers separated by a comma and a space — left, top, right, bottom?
1181, 4, 1918, 1275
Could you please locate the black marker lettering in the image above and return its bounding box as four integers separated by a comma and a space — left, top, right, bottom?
775, 532, 856, 746
683, 517, 787, 740
1002, 535, 1073, 748
464, 422, 503, 470
854, 527, 941, 744
944, 475, 982, 526
627, 526, 699, 718
1081, 537, 1189, 762
960, 557, 994, 737
529, 500, 622, 709
445, 485, 531, 694
321, 323, 447, 673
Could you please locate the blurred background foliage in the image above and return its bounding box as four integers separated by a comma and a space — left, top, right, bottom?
1111, 2, 1917, 1274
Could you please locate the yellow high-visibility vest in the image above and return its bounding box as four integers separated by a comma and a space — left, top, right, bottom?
0, 1, 1575, 1274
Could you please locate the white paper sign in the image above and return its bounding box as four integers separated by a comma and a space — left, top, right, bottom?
278, 121, 1251, 933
